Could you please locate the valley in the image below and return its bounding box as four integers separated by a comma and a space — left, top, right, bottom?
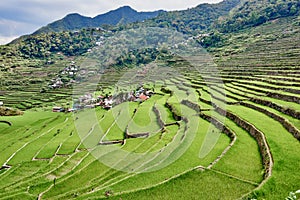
0, 0, 300, 199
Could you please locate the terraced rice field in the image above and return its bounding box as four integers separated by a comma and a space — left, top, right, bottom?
0, 65, 70, 110
0, 55, 299, 200
1, 18, 300, 199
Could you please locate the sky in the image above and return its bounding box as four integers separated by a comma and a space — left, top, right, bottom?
0, 0, 221, 44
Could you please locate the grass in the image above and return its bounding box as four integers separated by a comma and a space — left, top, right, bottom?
63, 117, 231, 200
1, 15, 300, 199
209, 112, 263, 183
1, 69, 300, 200
244, 101, 300, 130
127, 95, 162, 132
227, 105, 300, 199
0, 76, 236, 199
108, 170, 256, 200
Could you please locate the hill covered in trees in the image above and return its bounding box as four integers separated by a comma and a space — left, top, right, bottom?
119, 0, 240, 34
2, 0, 300, 63
216, 0, 300, 32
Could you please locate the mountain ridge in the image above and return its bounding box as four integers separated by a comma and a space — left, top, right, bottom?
139, 0, 240, 34
3, 0, 300, 61
33, 6, 165, 34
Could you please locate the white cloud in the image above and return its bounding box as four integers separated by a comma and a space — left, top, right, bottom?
0, 0, 222, 39
0, 35, 18, 45
0, 18, 40, 37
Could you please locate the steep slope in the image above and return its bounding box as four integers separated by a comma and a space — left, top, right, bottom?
217, 0, 300, 32
6, 0, 240, 59
0, 1, 300, 199
121, 0, 240, 34
33, 14, 94, 34
93, 6, 164, 25
34, 6, 164, 34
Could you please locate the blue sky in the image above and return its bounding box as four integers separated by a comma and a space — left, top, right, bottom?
0, 0, 221, 44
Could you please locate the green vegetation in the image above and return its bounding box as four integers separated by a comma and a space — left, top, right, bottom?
0, 0, 300, 199
217, 0, 300, 32
119, 0, 240, 34
17, 30, 98, 58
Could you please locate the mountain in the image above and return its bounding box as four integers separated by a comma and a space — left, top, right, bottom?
8, 0, 240, 57
4, 0, 300, 60
34, 6, 165, 34
120, 0, 241, 34
92, 6, 164, 25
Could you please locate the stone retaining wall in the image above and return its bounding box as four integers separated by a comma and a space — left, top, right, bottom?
215, 107, 273, 179
241, 102, 300, 141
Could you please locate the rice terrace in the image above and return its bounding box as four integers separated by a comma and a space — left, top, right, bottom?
0, 0, 300, 199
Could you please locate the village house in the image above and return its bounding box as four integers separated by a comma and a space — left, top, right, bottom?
52, 107, 64, 112
103, 96, 113, 109
48, 61, 79, 89
73, 85, 154, 111
139, 93, 149, 101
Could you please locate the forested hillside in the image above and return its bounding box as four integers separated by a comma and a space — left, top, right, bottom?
119, 0, 240, 34
217, 0, 300, 32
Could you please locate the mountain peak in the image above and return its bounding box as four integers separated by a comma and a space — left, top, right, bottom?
109, 5, 138, 14
119, 5, 134, 10
34, 6, 164, 34
65, 13, 82, 17
63, 13, 90, 20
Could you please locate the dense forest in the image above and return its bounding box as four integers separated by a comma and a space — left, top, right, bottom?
217, 0, 300, 32
117, 0, 240, 34
1, 0, 300, 63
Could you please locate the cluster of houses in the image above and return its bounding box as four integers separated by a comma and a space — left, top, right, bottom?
129, 86, 153, 102
60, 61, 79, 77
52, 86, 154, 113
48, 61, 79, 89
48, 78, 65, 89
